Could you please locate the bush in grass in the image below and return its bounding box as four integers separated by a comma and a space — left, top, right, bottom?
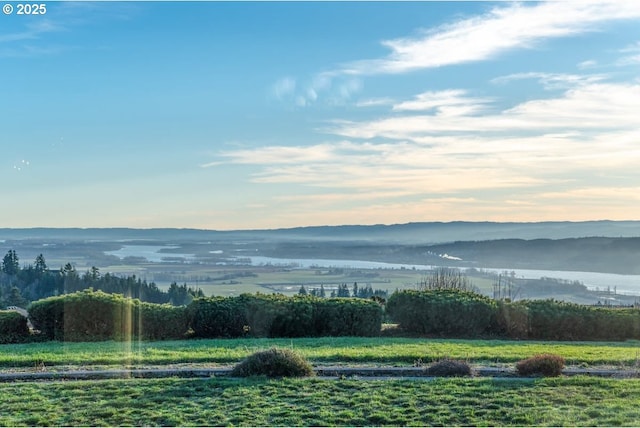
0, 310, 31, 343
516, 354, 565, 377
230, 347, 315, 378
424, 359, 473, 377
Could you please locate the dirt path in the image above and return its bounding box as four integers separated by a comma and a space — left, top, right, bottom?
1, 365, 639, 383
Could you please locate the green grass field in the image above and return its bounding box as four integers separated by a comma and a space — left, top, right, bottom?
1, 376, 639, 426
2, 337, 640, 426
2, 337, 640, 369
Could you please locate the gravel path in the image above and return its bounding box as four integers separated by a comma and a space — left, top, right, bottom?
1, 365, 639, 382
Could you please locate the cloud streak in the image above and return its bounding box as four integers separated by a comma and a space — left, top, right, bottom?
340, 0, 640, 75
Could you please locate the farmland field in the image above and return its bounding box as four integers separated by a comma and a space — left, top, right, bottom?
1, 376, 639, 426
92, 263, 497, 297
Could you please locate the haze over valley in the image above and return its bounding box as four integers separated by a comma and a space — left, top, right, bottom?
3, 221, 640, 305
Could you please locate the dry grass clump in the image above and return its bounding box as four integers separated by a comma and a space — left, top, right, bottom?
516, 354, 565, 377
230, 347, 315, 378
424, 359, 473, 377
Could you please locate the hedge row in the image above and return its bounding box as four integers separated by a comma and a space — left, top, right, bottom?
386, 289, 498, 337
0, 310, 31, 344
27, 290, 383, 341
28, 290, 188, 342
187, 294, 382, 338
387, 290, 640, 341
498, 299, 640, 340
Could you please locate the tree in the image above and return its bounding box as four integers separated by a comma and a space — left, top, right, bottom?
337, 283, 350, 297
418, 267, 476, 292
88, 266, 101, 281
298, 285, 308, 295
34, 254, 47, 273
6, 286, 28, 307
2, 250, 19, 275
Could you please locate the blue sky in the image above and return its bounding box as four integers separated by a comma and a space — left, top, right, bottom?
1, 1, 639, 230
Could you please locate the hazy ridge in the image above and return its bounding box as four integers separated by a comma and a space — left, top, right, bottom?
2, 220, 640, 244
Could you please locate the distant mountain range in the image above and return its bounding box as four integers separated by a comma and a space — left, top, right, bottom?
1, 221, 639, 244
1, 221, 640, 275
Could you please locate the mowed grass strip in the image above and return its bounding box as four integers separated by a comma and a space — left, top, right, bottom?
1, 377, 639, 426
1, 337, 640, 368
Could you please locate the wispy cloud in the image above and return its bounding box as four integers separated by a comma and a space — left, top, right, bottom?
271, 77, 297, 100
330, 82, 640, 139
339, 1, 640, 75
0, 20, 64, 44
224, 1, 640, 225
617, 41, 640, 65
271, 74, 363, 107
0, 3, 139, 58
215, 76, 640, 220
213, 143, 339, 166
392, 89, 490, 115
355, 97, 395, 108
577, 60, 598, 70
491, 72, 605, 90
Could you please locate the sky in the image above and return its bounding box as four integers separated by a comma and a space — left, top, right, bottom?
1, 0, 639, 230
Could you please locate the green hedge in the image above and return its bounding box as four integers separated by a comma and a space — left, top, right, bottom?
388, 290, 640, 341
0, 311, 31, 344
28, 289, 188, 342
187, 294, 382, 338
386, 289, 498, 337
500, 299, 640, 341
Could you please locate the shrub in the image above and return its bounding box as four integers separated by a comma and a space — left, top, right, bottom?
0, 310, 31, 344
508, 300, 640, 341
494, 300, 530, 338
516, 354, 565, 377
230, 347, 315, 378
187, 294, 383, 338
138, 302, 189, 341
424, 359, 473, 377
314, 298, 383, 337
28, 289, 189, 341
386, 289, 498, 337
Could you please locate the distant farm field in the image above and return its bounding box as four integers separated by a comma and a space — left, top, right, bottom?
98, 262, 497, 297
2, 337, 640, 369
1, 376, 640, 426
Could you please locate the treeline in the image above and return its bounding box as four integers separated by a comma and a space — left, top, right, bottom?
9, 289, 382, 342
298, 282, 388, 299
0, 250, 203, 308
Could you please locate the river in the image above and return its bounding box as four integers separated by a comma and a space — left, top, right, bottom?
246, 256, 640, 295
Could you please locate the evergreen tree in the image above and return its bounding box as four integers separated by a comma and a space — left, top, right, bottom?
298, 285, 308, 295
34, 254, 47, 273
2, 250, 19, 275
337, 283, 350, 297
6, 286, 28, 307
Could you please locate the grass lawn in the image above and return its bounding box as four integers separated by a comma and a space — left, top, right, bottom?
1, 376, 639, 426
2, 337, 640, 369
